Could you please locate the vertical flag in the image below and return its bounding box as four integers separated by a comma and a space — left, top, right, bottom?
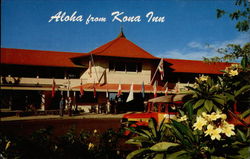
88, 60, 92, 78
106, 84, 109, 98
175, 82, 179, 93
165, 87, 168, 96
126, 83, 134, 102
93, 87, 96, 98
141, 81, 145, 99
93, 82, 96, 98
153, 80, 157, 98
158, 58, 164, 80
106, 89, 109, 99
67, 78, 70, 98
52, 79, 56, 98
80, 79, 84, 97
117, 83, 122, 97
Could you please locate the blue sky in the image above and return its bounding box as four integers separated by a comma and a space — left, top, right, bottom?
1, 0, 249, 60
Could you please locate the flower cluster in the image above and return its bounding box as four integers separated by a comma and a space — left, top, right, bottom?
224, 64, 242, 77
193, 111, 235, 140
195, 75, 209, 82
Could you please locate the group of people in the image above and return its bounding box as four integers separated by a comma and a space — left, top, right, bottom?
59, 97, 73, 117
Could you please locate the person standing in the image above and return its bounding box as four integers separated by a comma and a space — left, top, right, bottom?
106, 100, 111, 114
67, 97, 73, 116
59, 97, 65, 117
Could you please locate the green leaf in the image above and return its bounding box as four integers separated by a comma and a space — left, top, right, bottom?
211, 156, 226, 159
140, 129, 152, 138
153, 153, 164, 159
237, 146, 250, 158
193, 99, 205, 109
235, 85, 250, 97
126, 148, 149, 159
125, 136, 149, 145
204, 100, 214, 112
167, 150, 189, 159
169, 124, 184, 142
197, 106, 207, 116
237, 129, 247, 142
186, 101, 194, 120
216, 9, 225, 18
240, 109, 250, 119
224, 93, 235, 101
172, 120, 195, 143
212, 97, 225, 106
150, 142, 179, 152
148, 118, 157, 138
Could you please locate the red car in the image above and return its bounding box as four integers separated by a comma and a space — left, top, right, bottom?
121, 94, 189, 135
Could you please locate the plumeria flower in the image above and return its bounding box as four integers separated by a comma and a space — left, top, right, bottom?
208, 112, 220, 121
229, 70, 238, 77
199, 75, 209, 82
88, 142, 94, 150
210, 127, 222, 140
202, 112, 208, 119
177, 115, 188, 122
230, 64, 242, 69
193, 116, 207, 131
220, 113, 227, 120
5, 141, 11, 150
221, 122, 235, 137
204, 124, 214, 136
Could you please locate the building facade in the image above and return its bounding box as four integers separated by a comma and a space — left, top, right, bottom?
0, 31, 231, 112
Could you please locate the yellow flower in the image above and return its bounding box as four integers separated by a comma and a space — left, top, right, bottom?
230, 64, 242, 69
177, 115, 188, 122
93, 129, 97, 133
193, 116, 207, 130
202, 112, 208, 119
210, 128, 222, 140
208, 112, 220, 121
221, 122, 235, 137
199, 75, 209, 82
88, 142, 94, 150
204, 124, 214, 136
220, 114, 227, 120
5, 141, 11, 150
229, 70, 238, 77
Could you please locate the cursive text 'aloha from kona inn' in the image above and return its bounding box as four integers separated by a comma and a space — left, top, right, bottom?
48, 11, 165, 24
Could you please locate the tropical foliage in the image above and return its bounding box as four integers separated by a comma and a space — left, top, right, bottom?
216, 0, 249, 32
0, 128, 125, 159
125, 59, 250, 159
125, 109, 250, 159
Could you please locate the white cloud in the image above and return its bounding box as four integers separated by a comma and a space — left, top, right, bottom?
157, 32, 249, 60
158, 49, 220, 60
187, 41, 204, 49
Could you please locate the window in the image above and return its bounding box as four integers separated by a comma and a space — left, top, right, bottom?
109, 62, 142, 72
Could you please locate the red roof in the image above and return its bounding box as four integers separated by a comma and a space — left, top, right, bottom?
165, 58, 232, 74
1, 48, 84, 67
72, 31, 158, 60
74, 83, 166, 93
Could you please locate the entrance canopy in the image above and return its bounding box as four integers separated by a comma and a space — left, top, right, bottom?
148, 95, 173, 103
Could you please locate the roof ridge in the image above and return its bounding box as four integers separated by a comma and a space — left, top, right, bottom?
124, 38, 157, 58
89, 37, 122, 55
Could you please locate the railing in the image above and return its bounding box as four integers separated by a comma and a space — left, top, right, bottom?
0, 76, 87, 88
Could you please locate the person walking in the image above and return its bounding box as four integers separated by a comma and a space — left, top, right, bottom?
59, 97, 65, 117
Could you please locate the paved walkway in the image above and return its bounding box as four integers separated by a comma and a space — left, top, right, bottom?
1, 113, 126, 122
